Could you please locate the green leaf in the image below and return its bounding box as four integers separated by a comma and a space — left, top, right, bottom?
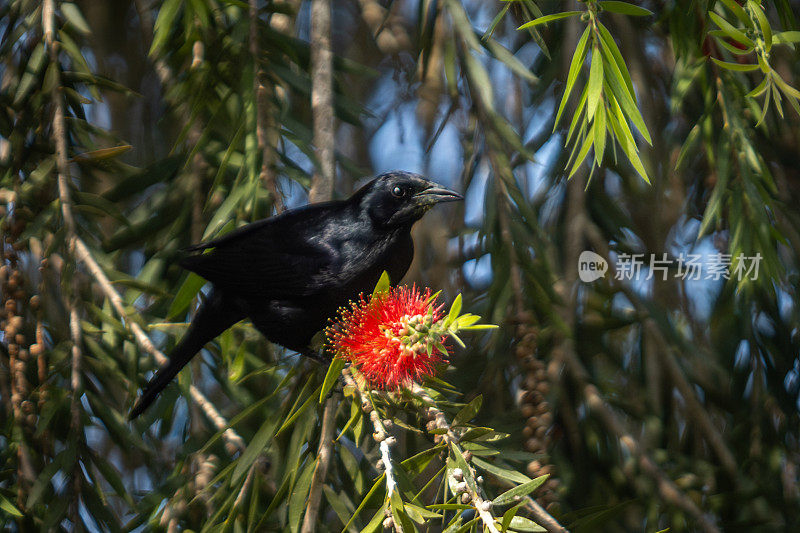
555, 26, 591, 130
492, 475, 549, 506
587, 44, 604, 119
320, 356, 345, 403
710, 57, 760, 71
501, 502, 524, 532
598, 1, 653, 16
748, 0, 771, 51
482, 37, 538, 84
13, 43, 46, 105
568, 132, 595, 179
719, 0, 751, 27
508, 516, 547, 532
517, 11, 582, 30
61, 3, 92, 35
150, 0, 183, 55
372, 271, 391, 296
232, 418, 277, 485
473, 457, 532, 485
453, 395, 482, 426
288, 459, 316, 533
600, 46, 651, 145
0, 495, 23, 517
594, 103, 607, 164
464, 49, 494, 107
167, 272, 206, 320
709, 11, 754, 48
774, 31, 800, 44
447, 293, 463, 327
340, 474, 386, 532
596, 23, 636, 102
606, 95, 650, 183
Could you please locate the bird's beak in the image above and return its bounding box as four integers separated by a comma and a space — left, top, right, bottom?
413, 183, 464, 204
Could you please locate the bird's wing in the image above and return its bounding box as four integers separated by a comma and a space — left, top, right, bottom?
179, 208, 341, 298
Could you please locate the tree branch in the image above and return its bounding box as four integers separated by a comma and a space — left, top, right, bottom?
309, 0, 335, 202
250, 0, 283, 211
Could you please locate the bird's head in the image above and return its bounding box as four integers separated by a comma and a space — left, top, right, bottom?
358, 171, 463, 228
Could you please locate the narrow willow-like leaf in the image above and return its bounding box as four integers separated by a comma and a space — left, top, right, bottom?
710, 57, 760, 71
150, 0, 183, 55
472, 457, 532, 485
748, 0, 772, 51
232, 418, 277, 485
586, 44, 604, 120
568, 131, 594, 179
597, 23, 636, 103
508, 515, 547, 532
453, 394, 482, 426
709, 11, 754, 47
517, 11, 582, 30
774, 31, 800, 44
62, 2, 92, 35
594, 102, 607, 164
598, 1, 653, 16
719, 0, 751, 27
492, 475, 549, 506
606, 95, 650, 183
320, 356, 346, 403
600, 48, 652, 145
554, 26, 591, 129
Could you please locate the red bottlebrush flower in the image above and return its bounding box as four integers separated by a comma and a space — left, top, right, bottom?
327, 285, 447, 389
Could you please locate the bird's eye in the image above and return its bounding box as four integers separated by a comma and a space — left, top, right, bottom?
391, 185, 406, 198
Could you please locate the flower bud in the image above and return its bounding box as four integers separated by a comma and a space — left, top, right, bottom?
451, 468, 463, 481
460, 492, 472, 504
382, 517, 394, 530
455, 481, 467, 493
480, 500, 493, 511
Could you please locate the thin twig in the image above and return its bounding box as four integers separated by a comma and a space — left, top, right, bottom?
44, 0, 84, 523
341, 369, 401, 531
559, 342, 722, 533
411, 384, 501, 533
300, 392, 340, 533
71, 238, 245, 454
644, 319, 738, 480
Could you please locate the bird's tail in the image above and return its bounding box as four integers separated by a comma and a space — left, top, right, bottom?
129, 291, 245, 420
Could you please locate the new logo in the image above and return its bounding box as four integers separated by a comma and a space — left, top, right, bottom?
578, 251, 607, 282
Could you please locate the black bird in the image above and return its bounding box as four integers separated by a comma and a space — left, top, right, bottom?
129, 171, 462, 419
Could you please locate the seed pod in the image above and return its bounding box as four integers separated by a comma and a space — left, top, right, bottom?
15, 334, 25, 345
30, 344, 43, 357
520, 403, 535, 418
29, 295, 40, 310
